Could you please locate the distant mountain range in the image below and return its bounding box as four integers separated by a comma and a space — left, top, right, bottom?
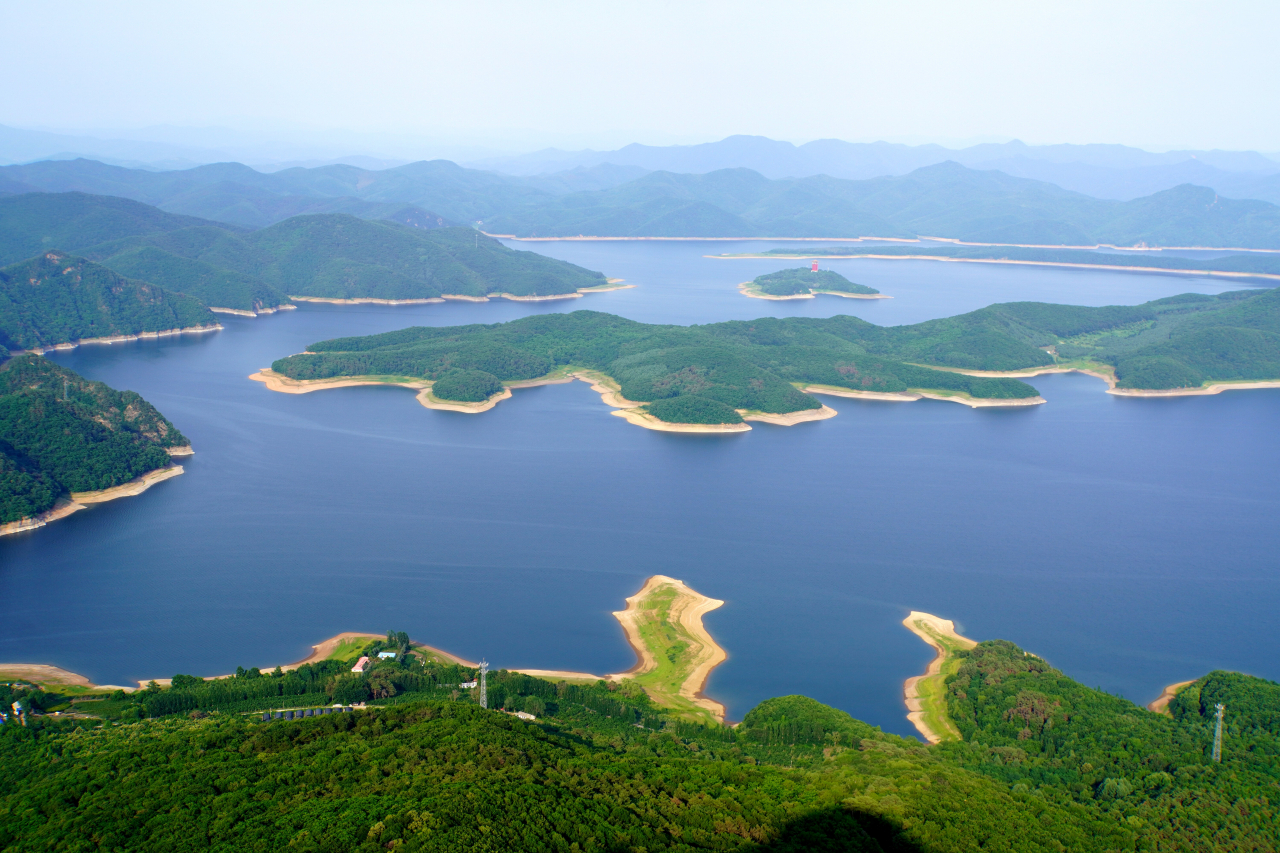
469, 135, 1280, 205
5, 156, 1280, 248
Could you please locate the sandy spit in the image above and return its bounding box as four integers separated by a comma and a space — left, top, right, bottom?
609, 575, 728, 722
288, 296, 445, 306
932, 364, 1280, 400
901, 611, 977, 744
742, 405, 837, 425
209, 304, 298, 316
1148, 680, 1196, 715
0, 663, 134, 693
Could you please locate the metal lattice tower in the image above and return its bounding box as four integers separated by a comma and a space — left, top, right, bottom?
478, 659, 489, 710
1212, 703, 1225, 762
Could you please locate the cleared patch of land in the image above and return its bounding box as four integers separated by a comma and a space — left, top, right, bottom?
610, 575, 728, 723
902, 611, 978, 744
1148, 679, 1196, 715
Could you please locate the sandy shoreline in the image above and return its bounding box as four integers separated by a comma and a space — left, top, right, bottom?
1148, 679, 1195, 715
929, 363, 1280, 400
14, 324, 222, 355
715, 253, 1280, 283
737, 282, 891, 301
209, 304, 297, 317
901, 611, 977, 744
805, 384, 1046, 408
1, 464, 186, 538
0, 663, 134, 693
610, 575, 728, 722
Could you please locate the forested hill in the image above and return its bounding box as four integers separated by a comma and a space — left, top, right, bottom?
271, 311, 1042, 424
748, 267, 880, 297
0, 252, 216, 352
0, 355, 188, 524
2, 633, 1278, 850
0, 193, 610, 312
5, 157, 1280, 247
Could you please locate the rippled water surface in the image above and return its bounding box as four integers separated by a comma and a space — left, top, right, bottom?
2, 240, 1277, 737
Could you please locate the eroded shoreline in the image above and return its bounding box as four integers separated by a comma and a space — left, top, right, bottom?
737, 282, 892, 301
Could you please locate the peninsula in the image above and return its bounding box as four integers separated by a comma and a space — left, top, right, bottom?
610, 575, 727, 722
739, 266, 887, 300
0, 355, 191, 535
901, 611, 978, 744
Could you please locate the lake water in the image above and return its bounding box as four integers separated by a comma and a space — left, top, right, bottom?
2, 240, 1277, 738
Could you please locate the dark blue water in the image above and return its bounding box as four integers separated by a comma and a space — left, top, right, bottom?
2, 241, 1277, 738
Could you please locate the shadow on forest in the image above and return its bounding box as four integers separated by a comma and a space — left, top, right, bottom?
742, 807, 925, 853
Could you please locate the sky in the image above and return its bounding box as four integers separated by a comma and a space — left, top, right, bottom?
3, 0, 1278, 155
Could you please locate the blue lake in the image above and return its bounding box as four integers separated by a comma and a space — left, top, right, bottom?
2, 240, 1277, 738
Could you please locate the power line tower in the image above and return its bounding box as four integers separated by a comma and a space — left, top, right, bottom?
1212, 703, 1225, 763
478, 659, 489, 710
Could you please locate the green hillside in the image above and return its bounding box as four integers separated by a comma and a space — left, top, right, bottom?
0, 194, 610, 311
0, 355, 188, 523
0, 252, 216, 351
3, 631, 1278, 851
749, 268, 880, 297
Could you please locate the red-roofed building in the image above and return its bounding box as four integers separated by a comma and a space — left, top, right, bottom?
351, 656, 369, 673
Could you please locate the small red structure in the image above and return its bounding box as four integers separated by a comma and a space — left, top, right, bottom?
351, 656, 369, 673
811, 261, 819, 272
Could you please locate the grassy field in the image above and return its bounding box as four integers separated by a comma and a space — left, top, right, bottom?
904, 614, 976, 743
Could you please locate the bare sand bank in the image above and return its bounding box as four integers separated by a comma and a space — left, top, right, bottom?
167, 445, 195, 457
611, 409, 752, 433
805, 385, 1046, 408
737, 282, 892, 301
610, 575, 728, 722
0, 663, 133, 693
1148, 680, 1195, 715
289, 296, 444, 306
902, 611, 978, 744
932, 363, 1280, 400
16, 325, 222, 355
741, 405, 837, 425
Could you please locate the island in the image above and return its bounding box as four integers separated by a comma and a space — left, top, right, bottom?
738, 266, 888, 301
0, 355, 190, 535
254, 310, 1046, 431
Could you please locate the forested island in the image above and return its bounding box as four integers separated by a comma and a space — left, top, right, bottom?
740, 267, 886, 300
0, 192, 615, 318
3, 615, 1278, 850
0, 355, 190, 533
258, 287, 1280, 429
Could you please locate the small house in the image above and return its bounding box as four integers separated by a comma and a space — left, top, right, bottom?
377, 651, 397, 659
351, 656, 369, 673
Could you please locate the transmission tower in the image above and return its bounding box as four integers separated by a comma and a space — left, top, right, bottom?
1212, 703, 1225, 762
478, 659, 489, 710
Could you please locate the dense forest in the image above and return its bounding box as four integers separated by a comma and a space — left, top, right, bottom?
271, 311, 1041, 424
0, 252, 216, 352
747, 268, 880, 297
0, 192, 609, 314
2, 629, 1277, 851
0, 355, 187, 524
6, 156, 1280, 248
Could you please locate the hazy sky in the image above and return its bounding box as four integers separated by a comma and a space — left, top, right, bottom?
4, 0, 1278, 153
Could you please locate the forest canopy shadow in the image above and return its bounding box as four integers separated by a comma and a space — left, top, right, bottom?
740, 807, 924, 853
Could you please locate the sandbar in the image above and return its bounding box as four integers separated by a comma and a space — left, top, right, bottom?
0, 663, 133, 693
609, 575, 728, 722
209, 304, 297, 316
902, 611, 977, 744
1148, 679, 1195, 715
929, 363, 1280, 400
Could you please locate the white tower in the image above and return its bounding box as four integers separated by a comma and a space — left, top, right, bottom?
478, 660, 489, 710
1212, 703, 1225, 762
